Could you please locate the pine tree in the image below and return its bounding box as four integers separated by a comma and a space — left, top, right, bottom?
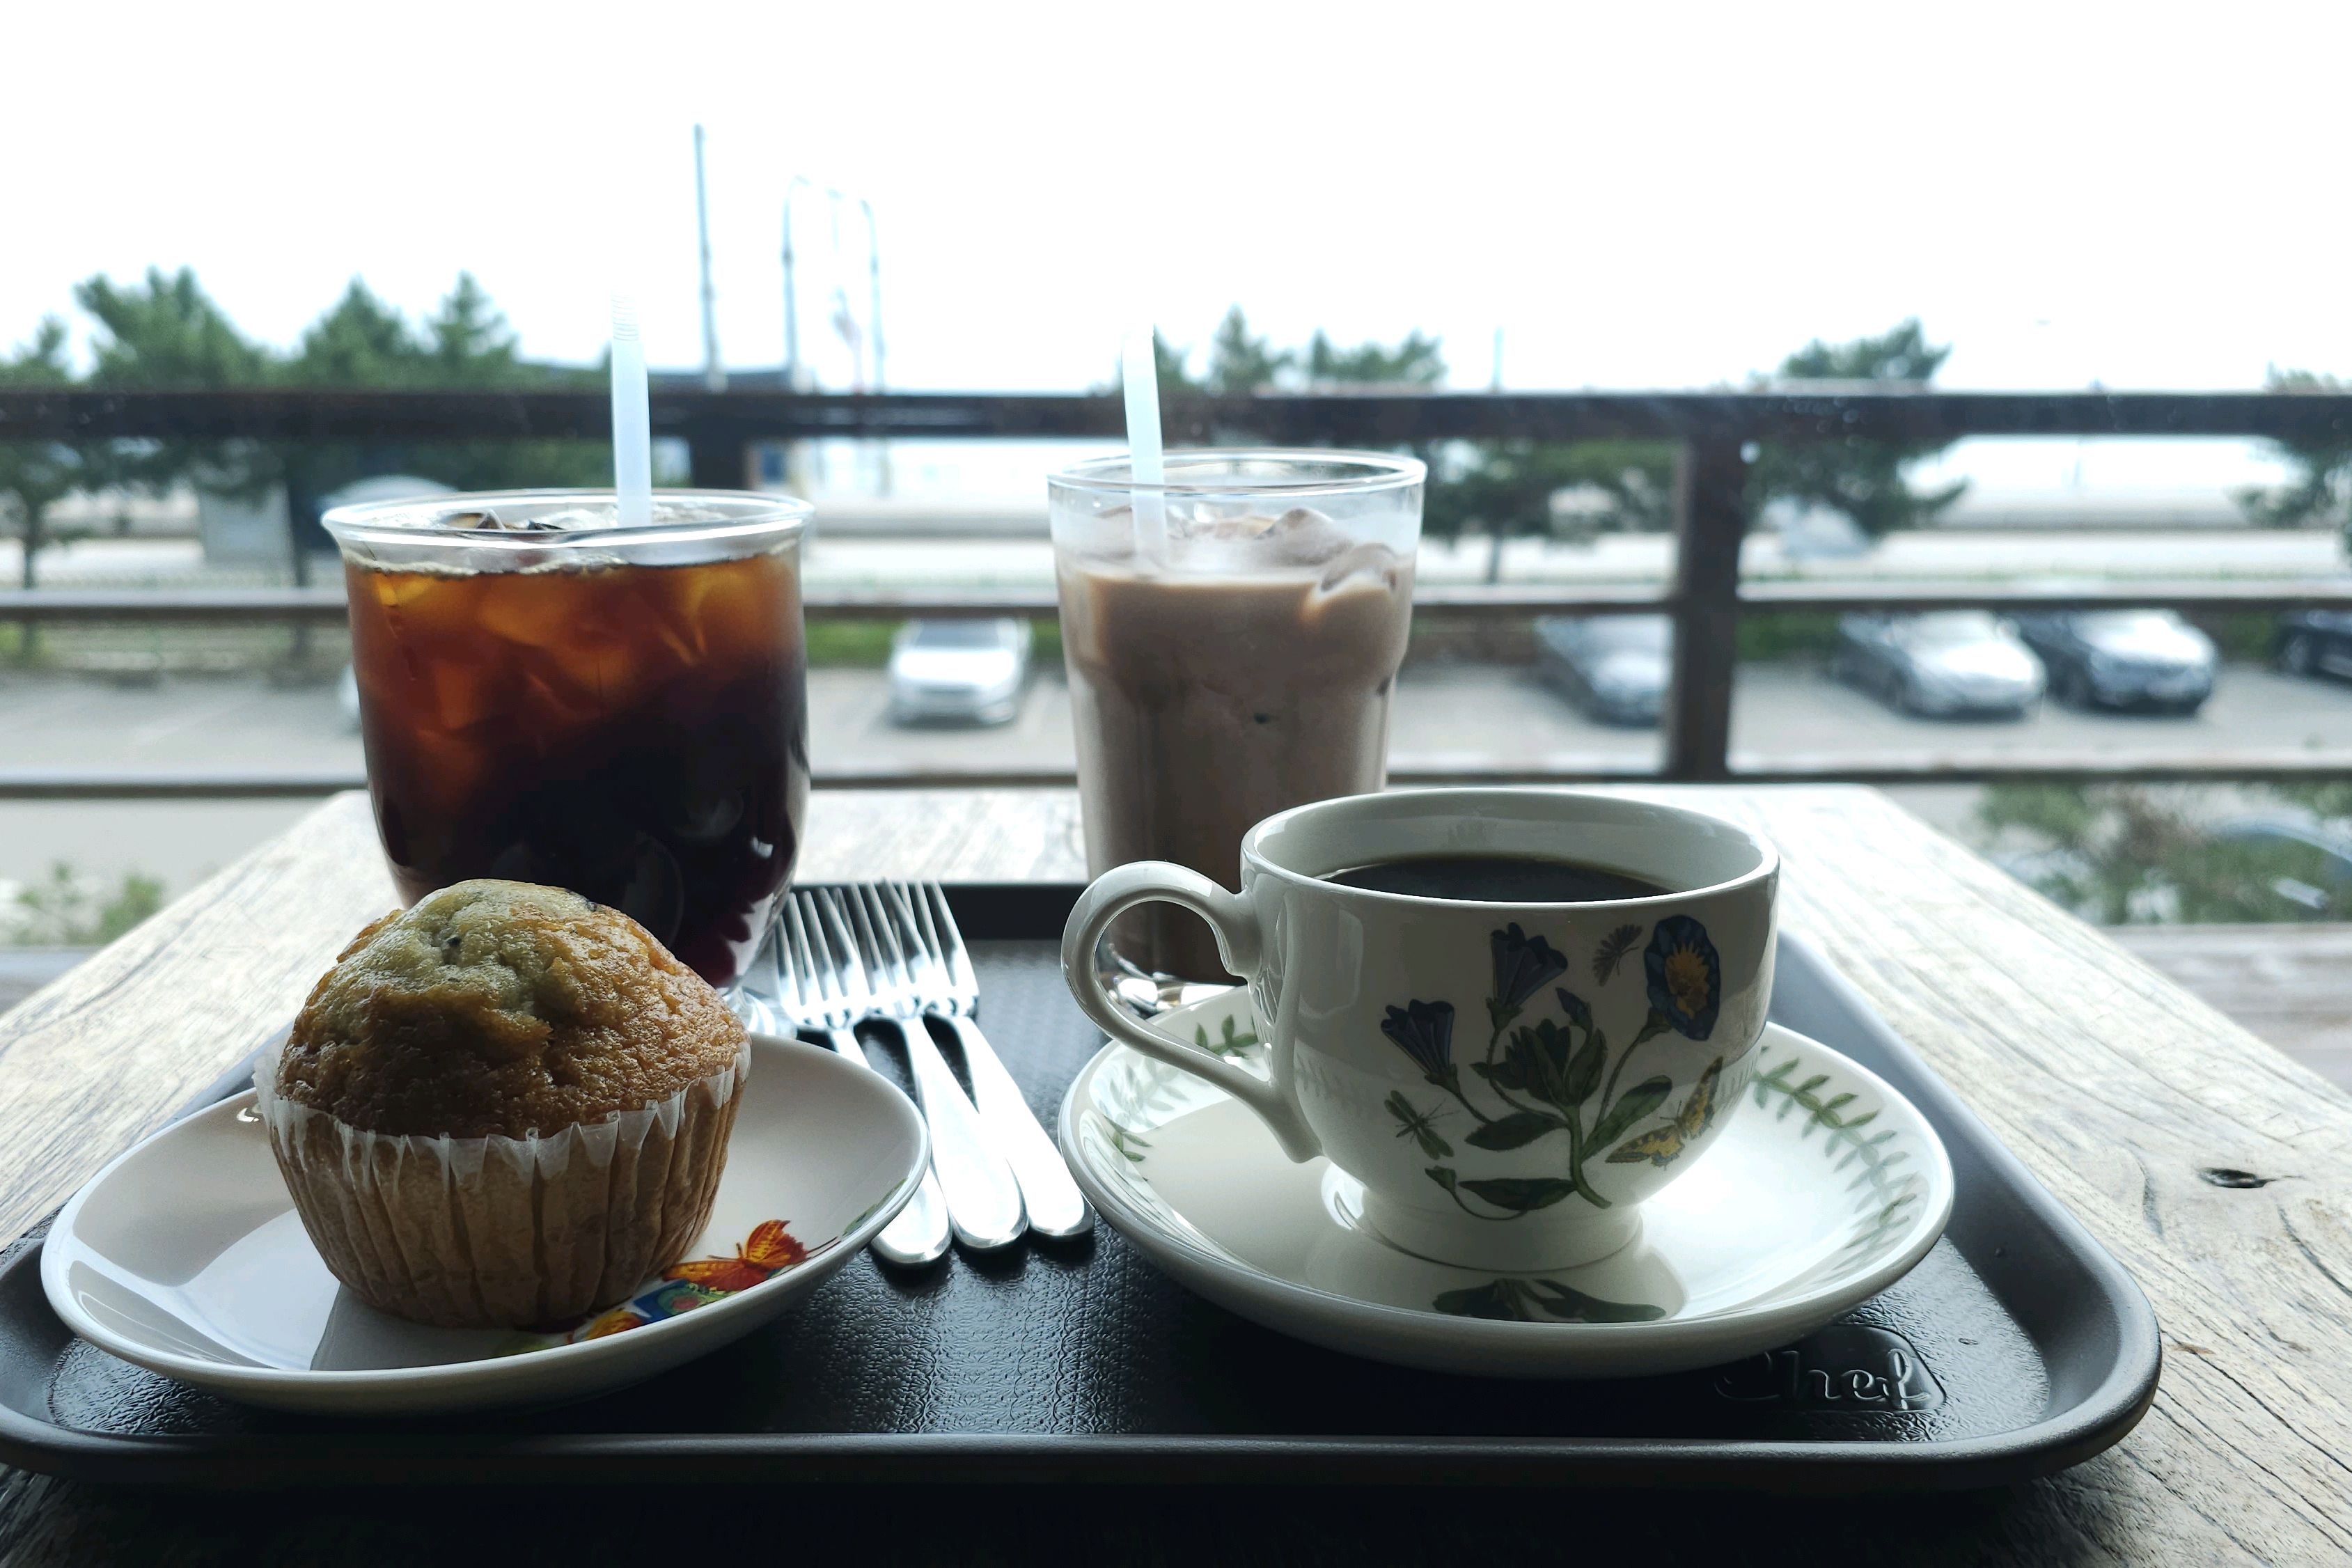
1303, 328, 1445, 388
75, 267, 270, 499
72, 269, 609, 568
425, 273, 519, 380
292, 279, 424, 386
0, 318, 90, 599
1747, 318, 1967, 539
1205, 307, 1292, 395
2236, 368, 2352, 558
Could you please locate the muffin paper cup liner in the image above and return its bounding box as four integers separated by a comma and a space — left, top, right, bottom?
254, 1037, 749, 1330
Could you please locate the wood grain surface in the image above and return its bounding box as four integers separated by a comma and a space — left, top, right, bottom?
2116, 923, 2352, 1092
2, 785, 2348, 1566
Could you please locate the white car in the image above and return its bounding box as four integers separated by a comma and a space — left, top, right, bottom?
887, 618, 1032, 726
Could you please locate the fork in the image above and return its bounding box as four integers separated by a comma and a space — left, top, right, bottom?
776, 893, 952, 1269
833, 887, 1028, 1251
882, 882, 1092, 1239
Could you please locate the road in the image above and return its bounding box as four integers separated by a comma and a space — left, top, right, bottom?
4, 660, 2349, 900
14, 526, 2350, 595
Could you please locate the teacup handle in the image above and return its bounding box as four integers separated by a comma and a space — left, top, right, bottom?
1061, 862, 1322, 1163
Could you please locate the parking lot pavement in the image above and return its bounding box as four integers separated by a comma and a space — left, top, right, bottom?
0, 675, 356, 771
7, 661, 2351, 900
1730, 663, 2352, 768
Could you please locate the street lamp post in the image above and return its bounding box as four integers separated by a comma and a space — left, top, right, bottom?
782, 176, 888, 492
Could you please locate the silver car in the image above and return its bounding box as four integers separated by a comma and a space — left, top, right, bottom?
1534, 615, 1670, 726
1831, 611, 2046, 719
2012, 610, 2217, 714
887, 618, 1032, 726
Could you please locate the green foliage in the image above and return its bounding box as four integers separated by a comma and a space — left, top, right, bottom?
1302, 327, 1445, 388
1977, 783, 2352, 923
2278, 778, 2352, 821
2236, 368, 2352, 555
1748, 318, 1966, 540
1145, 329, 1196, 402
70, 268, 608, 532
75, 268, 272, 501
1205, 306, 1292, 395
2196, 611, 2278, 663
1736, 612, 1844, 661
1143, 308, 1445, 399
279, 274, 609, 503
292, 279, 417, 384
0, 317, 93, 596
1425, 439, 1677, 546
803, 619, 900, 667
79, 268, 270, 385
1028, 615, 1063, 671
1775, 319, 1954, 383
802, 617, 1060, 671
8, 863, 164, 946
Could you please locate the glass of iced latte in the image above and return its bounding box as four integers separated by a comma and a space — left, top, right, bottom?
324, 489, 810, 987
1048, 450, 1425, 980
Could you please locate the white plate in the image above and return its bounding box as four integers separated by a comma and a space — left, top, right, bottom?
42, 1035, 926, 1415
1060, 992, 1953, 1379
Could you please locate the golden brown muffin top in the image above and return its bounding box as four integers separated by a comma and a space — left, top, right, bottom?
276, 879, 747, 1138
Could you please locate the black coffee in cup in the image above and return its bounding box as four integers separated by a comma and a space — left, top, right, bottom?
1323, 854, 1670, 903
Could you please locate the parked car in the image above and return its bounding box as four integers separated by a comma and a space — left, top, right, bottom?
1830, 611, 2045, 719
2275, 611, 2352, 684
1533, 615, 1670, 726
887, 618, 1032, 726
2012, 610, 2216, 714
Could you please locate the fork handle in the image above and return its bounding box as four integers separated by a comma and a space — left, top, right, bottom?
822, 1027, 951, 1268
936, 1014, 1093, 1239
877, 1017, 1028, 1251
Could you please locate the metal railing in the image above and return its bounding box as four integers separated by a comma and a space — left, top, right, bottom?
6, 386, 2352, 799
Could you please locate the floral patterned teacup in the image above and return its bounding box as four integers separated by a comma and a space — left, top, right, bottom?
1062, 787, 1778, 1272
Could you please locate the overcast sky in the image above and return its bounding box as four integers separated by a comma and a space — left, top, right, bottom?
9, 1, 2349, 406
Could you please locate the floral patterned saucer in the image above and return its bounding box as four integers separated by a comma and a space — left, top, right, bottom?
41, 1034, 927, 1415
1059, 990, 1953, 1379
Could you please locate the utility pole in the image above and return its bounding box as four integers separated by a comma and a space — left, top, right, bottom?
781, 175, 820, 493
861, 197, 884, 395
782, 175, 806, 391
694, 124, 725, 392
859, 195, 889, 494
782, 177, 888, 495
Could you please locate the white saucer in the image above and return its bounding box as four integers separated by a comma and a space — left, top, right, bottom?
1059, 992, 1953, 1379
42, 1035, 927, 1415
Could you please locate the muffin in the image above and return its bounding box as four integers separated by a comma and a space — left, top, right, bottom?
256, 879, 750, 1329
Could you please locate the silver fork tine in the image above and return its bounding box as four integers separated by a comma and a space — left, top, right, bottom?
878, 883, 936, 989
808, 891, 868, 1014
922, 883, 982, 1005
899, 881, 1091, 1239
785, 888, 949, 1268
780, 896, 824, 1019
846, 886, 902, 995
842, 885, 1025, 1251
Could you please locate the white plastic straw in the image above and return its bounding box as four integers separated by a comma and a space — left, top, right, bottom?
610, 292, 654, 529
1121, 324, 1168, 564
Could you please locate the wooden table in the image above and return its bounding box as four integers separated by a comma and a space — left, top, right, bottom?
1, 787, 2347, 1565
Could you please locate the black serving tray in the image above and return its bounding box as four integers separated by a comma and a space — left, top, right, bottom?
0, 886, 2158, 1491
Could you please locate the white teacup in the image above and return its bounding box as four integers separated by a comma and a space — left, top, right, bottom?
1063, 788, 1780, 1272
